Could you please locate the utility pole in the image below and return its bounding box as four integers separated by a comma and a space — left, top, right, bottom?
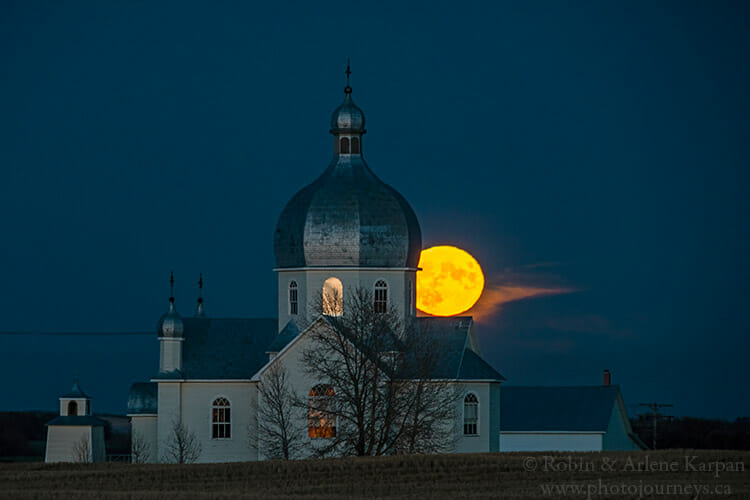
638, 402, 673, 449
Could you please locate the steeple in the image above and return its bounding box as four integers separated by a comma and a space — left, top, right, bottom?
330, 59, 365, 156
157, 271, 183, 339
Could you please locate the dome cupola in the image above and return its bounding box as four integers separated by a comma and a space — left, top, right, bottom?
274, 63, 422, 269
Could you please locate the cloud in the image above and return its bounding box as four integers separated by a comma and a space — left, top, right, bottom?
468, 283, 575, 323
463, 264, 577, 323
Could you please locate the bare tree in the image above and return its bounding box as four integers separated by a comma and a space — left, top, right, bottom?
72, 434, 91, 463
163, 419, 202, 464
251, 363, 306, 460
301, 286, 459, 457
131, 428, 151, 464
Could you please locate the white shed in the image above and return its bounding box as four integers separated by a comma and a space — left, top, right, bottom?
45, 380, 107, 462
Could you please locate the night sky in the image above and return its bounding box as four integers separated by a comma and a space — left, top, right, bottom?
1, 1, 747, 418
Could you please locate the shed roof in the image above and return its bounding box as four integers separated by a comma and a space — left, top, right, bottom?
500, 385, 621, 432
46, 415, 107, 427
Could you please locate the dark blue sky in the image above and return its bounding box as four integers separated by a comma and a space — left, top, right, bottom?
1, 1, 747, 418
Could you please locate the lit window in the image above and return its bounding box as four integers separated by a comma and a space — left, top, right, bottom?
351, 137, 360, 154
322, 277, 343, 316
374, 280, 388, 313
68, 401, 78, 416
289, 281, 298, 315
340, 137, 350, 154
212, 397, 231, 439
463, 393, 478, 435
308, 384, 336, 438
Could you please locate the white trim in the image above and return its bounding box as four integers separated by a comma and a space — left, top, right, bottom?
127, 413, 158, 417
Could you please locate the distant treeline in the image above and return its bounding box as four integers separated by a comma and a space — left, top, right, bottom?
631, 415, 750, 449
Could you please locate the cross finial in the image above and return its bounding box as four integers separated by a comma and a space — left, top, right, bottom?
198, 273, 203, 298
345, 58, 352, 94
169, 271, 175, 303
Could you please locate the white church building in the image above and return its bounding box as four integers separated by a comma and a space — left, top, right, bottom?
128, 74, 644, 463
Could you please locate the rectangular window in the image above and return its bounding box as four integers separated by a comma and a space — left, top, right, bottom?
212, 407, 231, 439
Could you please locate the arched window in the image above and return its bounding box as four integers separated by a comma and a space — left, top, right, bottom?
322, 277, 343, 316
289, 281, 298, 315
351, 136, 360, 154
374, 280, 388, 313
212, 397, 231, 439
463, 393, 478, 435
308, 384, 336, 438
67, 401, 78, 416
340, 137, 350, 154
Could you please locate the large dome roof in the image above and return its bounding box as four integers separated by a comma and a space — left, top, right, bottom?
274, 88, 421, 269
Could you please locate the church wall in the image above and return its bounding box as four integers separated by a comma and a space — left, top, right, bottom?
454, 382, 497, 454
499, 432, 603, 452
156, 382, 182, 462
130, 415, 158, 463
179, 382, 256, 463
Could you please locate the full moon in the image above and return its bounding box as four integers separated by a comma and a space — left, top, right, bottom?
416, 245, 485, 316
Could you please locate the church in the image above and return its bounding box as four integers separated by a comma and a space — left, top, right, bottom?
127, 72, 644, 463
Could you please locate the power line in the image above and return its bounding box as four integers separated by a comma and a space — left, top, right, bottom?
638, 402, 674, 449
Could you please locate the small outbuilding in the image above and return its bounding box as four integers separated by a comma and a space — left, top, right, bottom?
45, 380, 107, 462
499, 381, 646, 452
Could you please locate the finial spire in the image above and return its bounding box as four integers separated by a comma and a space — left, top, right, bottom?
169, 271, 175, 303
345, 58, 352, 94
196, 273, 205, 317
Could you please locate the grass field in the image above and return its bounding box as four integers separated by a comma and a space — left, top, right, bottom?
0, 450, 747, 499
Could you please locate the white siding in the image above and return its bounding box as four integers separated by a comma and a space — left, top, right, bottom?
130, 415, 158, 463
500, 432, 603, 452
454, 383, 501, 454
45, 426, 91, 462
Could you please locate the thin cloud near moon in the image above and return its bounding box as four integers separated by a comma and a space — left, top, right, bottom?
465, 266, 577, 323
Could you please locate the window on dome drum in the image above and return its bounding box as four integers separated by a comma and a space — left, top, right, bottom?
308, 384, 336, 438
407, 280, 412, 312
85, 400, 90, 415
374, 280, 388, 313
67, 401, 77, 416
322, 277, 343, 316
340, 137, 350, 154
463, 393, 478, 435
351, 136, 360, 154
212, 397, 231, 439
289, 281, 298, 315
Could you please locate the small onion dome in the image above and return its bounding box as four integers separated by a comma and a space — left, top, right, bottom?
157, 298, 184, 338
330, 91, 365, 134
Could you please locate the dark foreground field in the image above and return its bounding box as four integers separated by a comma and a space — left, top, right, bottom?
1, 450, 747, 499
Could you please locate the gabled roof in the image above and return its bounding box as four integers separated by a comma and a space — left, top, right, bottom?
266, 321, 299, 353
127, 382, 158, 414
61, 380, 90, 399
458, 348, 506, 381
412, 316, 504, 381
153, 318, 277, 380
501, 385, 621, 432
46, 415, 107, 427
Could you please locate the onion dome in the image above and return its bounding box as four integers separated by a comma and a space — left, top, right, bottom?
157, 272, 184, 338
330, 90, 365, 134
274, 65, 422, 269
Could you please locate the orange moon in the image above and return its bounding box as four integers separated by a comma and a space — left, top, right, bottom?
416, 245, 485, 316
